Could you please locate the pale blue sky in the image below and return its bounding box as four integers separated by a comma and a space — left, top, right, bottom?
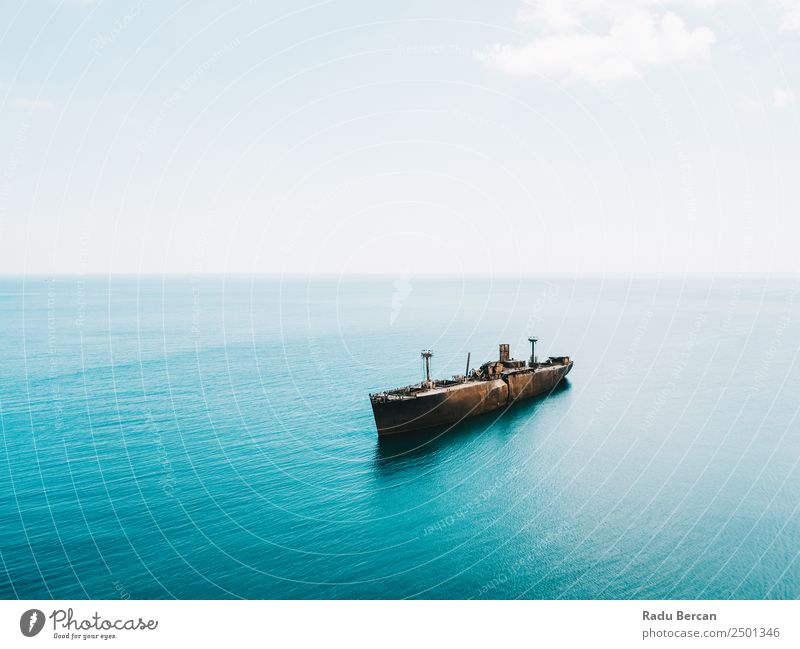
1, 0, 798, 275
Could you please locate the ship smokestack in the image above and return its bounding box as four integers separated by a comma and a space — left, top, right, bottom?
499, 344, 510, 363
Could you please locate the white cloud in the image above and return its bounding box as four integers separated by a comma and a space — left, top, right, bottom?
13, 97, 54, 111
479, 1, 717, 83
773, 87, 795, 108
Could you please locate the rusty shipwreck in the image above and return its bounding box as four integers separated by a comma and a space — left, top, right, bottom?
370, 338, 572, 436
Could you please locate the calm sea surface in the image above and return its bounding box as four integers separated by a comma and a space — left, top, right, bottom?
0, 275, 798, 599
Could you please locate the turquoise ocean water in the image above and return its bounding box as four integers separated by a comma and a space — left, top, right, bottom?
0, 275, 798, 599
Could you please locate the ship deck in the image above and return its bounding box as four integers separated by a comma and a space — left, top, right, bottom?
370, 378, 484, 401
371, 363, 563, 402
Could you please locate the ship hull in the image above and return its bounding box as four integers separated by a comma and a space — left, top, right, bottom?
371, 361, 572, 436
371, 378, 508, 436
506, 361, 572, 402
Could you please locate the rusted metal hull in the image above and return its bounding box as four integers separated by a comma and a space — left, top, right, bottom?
506, 362, 572, 402
371, 361, 572, 436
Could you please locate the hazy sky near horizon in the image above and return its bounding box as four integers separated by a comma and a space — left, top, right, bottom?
1, 0, 798, 275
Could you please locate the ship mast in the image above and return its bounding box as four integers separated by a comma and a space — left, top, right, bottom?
421, 349, 433, 384
528, 336, 538, 367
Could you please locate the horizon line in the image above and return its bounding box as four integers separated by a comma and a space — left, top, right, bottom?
2, 271, 798, 279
